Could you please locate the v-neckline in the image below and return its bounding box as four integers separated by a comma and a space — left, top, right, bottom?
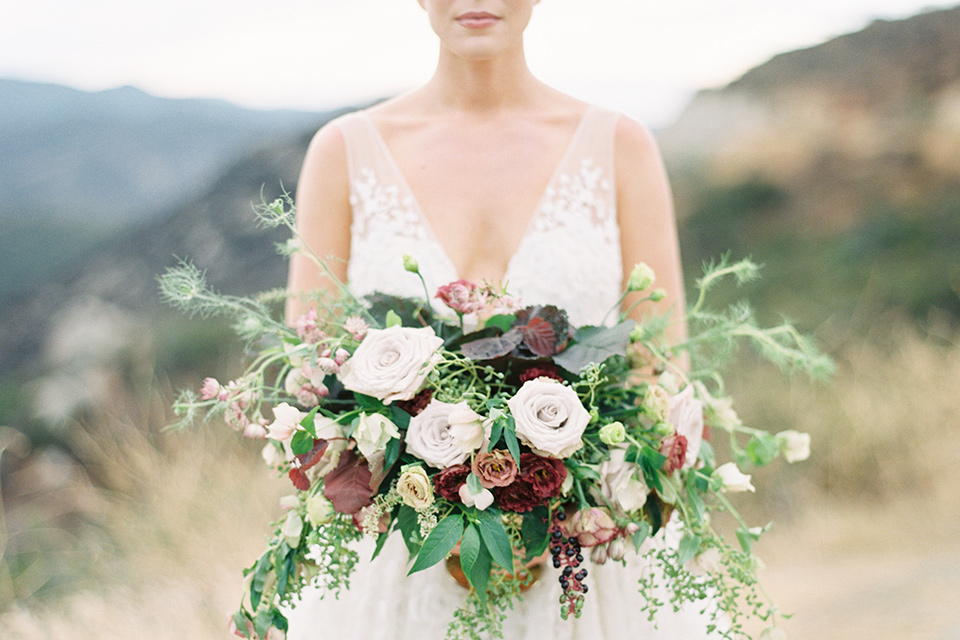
357, 106, 595, 284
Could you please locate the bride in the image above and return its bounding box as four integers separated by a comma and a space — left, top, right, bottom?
285, 1, 717, 637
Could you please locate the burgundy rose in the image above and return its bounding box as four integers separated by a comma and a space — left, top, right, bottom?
659, 433, 688, 475
472, 450, 518, 489
434, 464, 471, 502
519, 364, 563, 383
396, 388, 434, 417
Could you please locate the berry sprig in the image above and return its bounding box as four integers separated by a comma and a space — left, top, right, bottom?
549, 511, 588, 619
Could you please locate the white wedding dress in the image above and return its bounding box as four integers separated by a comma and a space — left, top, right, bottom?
287, 107, 722, 639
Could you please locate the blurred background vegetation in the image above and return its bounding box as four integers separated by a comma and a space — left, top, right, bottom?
1, 7, 959, 639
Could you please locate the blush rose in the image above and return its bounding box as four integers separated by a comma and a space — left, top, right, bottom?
507, 378, 589, 458
338, 326, 444, 404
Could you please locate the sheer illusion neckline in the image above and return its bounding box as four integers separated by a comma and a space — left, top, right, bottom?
356, 106, 597, 285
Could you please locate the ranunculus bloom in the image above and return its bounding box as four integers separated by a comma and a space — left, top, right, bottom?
338, 326, 444, 404
565, 507, 618, 547
397, 466, 435, 510
433, 464, 470, 502
435, 279, 485, 315
777, 429, 811, 463
714, 462, 755, 493
659, 433, 688, 474
459, 484, 494, 510
600, 447, 648, 514
669, 385, 703, 469
508, 378, 589, 458
405, 400, 480, 468
267, 402, 305, 443
472, 450, 518, 488
353, 413, 399, 461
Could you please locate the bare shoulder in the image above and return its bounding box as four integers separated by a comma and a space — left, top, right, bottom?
614, 115, 664, 170
302, 119, 348, 173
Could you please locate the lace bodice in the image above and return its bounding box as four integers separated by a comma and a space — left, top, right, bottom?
337, 106, 624, 327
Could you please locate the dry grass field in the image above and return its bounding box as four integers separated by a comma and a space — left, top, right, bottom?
1, 319, 958, 640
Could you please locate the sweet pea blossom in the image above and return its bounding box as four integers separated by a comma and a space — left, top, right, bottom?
600, 447, 648, 513
714, 462, 756, 493
458, 484, 494, 511
267, 403, 305, 443
777, 430, 811, 463
668, 385, 704, 469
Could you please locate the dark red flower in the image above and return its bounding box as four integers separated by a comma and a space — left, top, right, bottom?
519, 452, 567, 499
659, 433, 688, 475
396, 388, 434, 417
434, 464, 471, 502
519, 364, 563, 383
496, 453, 567, 513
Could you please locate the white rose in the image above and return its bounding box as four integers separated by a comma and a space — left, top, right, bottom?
267, 402, 305, 443
338, 326, 444, 404
714, 462, 755, 493
600, 447, 649, 514
405, 400, 476, 468
353, 413, 400, 460
507, 378, 589, 459
447, 405, 485, 453
777, 429, 811, 463
669, 385, 704, 469
397, 466, 435, 509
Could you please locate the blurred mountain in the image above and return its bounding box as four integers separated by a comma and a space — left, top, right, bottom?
0, 78, 327, 299
660, 5, 960, 323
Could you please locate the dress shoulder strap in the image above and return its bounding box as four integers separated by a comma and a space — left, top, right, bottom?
559, 105, 622, 179
329, 110, 399, 186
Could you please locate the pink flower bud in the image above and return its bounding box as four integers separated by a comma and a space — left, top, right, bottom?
200, 377, 221, 400
334, 348, 350, 366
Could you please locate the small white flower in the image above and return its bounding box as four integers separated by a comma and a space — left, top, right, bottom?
267, 402, 305, 443
353, 413, 399, 461
714, 462, 756, 493
777, 429, 811, 463
281, 511, 303, 548
458, 484, 494, 511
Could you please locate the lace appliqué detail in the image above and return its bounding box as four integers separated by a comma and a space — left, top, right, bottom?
507, 158, 622, 327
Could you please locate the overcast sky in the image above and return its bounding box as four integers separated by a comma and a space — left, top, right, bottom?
2, 0, 956, 127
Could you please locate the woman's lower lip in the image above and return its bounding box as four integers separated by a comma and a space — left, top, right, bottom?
457, 17, 499, 29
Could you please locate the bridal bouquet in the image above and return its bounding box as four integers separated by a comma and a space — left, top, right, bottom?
160, 197, 831, 640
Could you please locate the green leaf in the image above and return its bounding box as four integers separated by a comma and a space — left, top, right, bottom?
658, 473, 681, 505
487, 419, 505, 452
409, 514, 464, 575
290, 430, 315, 456
371, 529, 390, 561
389, 405, 411, 430
254, 608, 273, 638
520, 506, 550, 560
354, 393, 384, 411
503, 416, 521, 464
250, 554, 270, 609
386, 310, 402, 327
470, 544, 492, 601
553, 321, 636, 373
631, 520, 652, 552
232, 611, 250, 638
299, 406, 320, 437
686, 473, 706, 525
476, 509, 513, 571
746, 432, 781, 467
484, 314, 516, 333
277, 549, 295, 598
458, 524, 482, 589
397, 505, 422, 556
736, 527, 754, 554
466, 473, 483, 495
384, 436, 401, 470
677, 532, 702, 566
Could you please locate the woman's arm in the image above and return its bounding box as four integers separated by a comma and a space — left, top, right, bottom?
285, 123, 353, 323
614, 116, 687, 346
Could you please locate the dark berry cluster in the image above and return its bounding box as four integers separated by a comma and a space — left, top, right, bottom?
549, 511, 587, 619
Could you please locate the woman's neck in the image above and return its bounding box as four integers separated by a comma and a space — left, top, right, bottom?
424, 44, 543, 112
